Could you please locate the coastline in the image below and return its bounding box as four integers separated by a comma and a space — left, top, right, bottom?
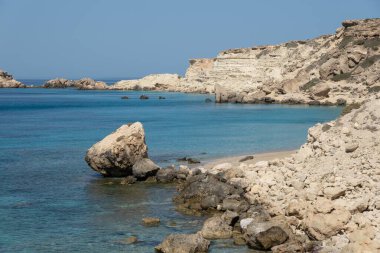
200, 149, 296, 170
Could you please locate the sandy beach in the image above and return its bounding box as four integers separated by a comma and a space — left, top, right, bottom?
201, 149, 296, 170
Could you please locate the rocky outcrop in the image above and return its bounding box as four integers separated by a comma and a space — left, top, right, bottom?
194, 95, 380, 252
155, 233, 210, 253
43, 78, 108, 90
85, 122, 154, 177
75, 78, 108, 90
0, 69, 25, 88
111, 74, 181, 91
43, 78, 76, 88
180, 18, 380, 105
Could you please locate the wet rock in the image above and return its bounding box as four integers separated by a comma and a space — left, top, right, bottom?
245, 224, 289, 250
132, 158, 160, 180
85, 122, 148, 177
159, 96, 166, 99
142, 217, 160, 226
177, 157, 200, 164
121, 96, 129, 99
140, 95, 149, 99
174, 173, 243, 212
156, 168, 176, 183
205, 98, 212, 103
155, 232, 210, 253
120, 236, 138, 244
120, 176, 137, 185
201, 216, 233, 239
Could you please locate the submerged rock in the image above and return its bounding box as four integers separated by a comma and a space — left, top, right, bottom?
85, 122, 148, 177
140, 95, 149, 99
155, 232, 210, 253
142, 217, 160, 226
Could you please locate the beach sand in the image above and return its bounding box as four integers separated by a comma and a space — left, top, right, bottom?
201, 150, 296, 170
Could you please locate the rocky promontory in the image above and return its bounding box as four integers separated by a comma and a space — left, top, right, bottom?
109, 18, 380, 105
0, 69, 25, 88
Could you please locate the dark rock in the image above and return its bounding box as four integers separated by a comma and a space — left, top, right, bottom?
156, 168, 176, 183
159, 96, 166, 99
239, 155, 254, 162
121, 96, 129, 99
263, 97, 275, 104
140, 95, 149, 99
245, 224, 289, 250
174, 173, 244, 212
176, 157, 200, 164
132, 158, 160, 180
155, 233, 210, 253
308, 100, 321, 106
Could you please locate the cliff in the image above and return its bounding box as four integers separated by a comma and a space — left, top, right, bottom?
0, 69, 25, 88
183, 18, 380, 105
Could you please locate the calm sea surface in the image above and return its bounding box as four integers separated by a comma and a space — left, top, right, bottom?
0, 87, 342, 252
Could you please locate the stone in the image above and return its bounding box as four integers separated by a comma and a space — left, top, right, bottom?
304, 209, 351, 240
240, 218, 254, 230
43, 78, 75, 88
140, 95, 149, 99
120, 176, 137, 185
142, 217, 160, 226
121, 96, 129, 99
345, 143, 359, 153
156, 168, 176, 183
239, 155, 254, 162
120, 236, 138, 244
221, 210, 239, 226
159, 96, 166, 99
85, 122, 148, 177
132, 158, 160, 180
245, 223, 289, 250
155, 233, 210, 253
201, 216, 233, 239
75, 78, 108, 90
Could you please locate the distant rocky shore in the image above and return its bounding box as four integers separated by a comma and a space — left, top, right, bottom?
85, 94, 380, 252
2, 18, 379, 106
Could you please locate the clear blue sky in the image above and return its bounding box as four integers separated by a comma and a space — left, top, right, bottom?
0, 0, 379, 79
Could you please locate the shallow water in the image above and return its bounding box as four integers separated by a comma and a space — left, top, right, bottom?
0, 88, 341, 252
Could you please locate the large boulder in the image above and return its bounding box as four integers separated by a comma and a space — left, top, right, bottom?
85, 122, 149, 177
155, 233, 210, 253
245, 223, 289, 250
200, 216, 233, 239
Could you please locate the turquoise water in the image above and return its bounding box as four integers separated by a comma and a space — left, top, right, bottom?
0, 88, 342, 252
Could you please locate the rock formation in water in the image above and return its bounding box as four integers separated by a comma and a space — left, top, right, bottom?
43, 78, 108, 90
180, 94, 380, 252
85, 122, 159, 177
0, 69, 25, 88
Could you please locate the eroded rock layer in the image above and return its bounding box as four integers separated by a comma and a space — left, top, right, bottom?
183, 18, 380, 105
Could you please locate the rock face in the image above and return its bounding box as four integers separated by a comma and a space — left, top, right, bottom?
199, 96, 380, 252
180, 18, 380, 105
155, 233, 210, 253
0, 69, 25, 88
85, 122, 151, 177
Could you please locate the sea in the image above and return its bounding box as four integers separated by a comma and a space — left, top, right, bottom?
0, 80, 342, 252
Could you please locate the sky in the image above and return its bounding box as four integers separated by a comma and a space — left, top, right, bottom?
0, 0, 379, 79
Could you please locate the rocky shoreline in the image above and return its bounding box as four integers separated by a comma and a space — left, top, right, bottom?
83, 94, 380, 252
